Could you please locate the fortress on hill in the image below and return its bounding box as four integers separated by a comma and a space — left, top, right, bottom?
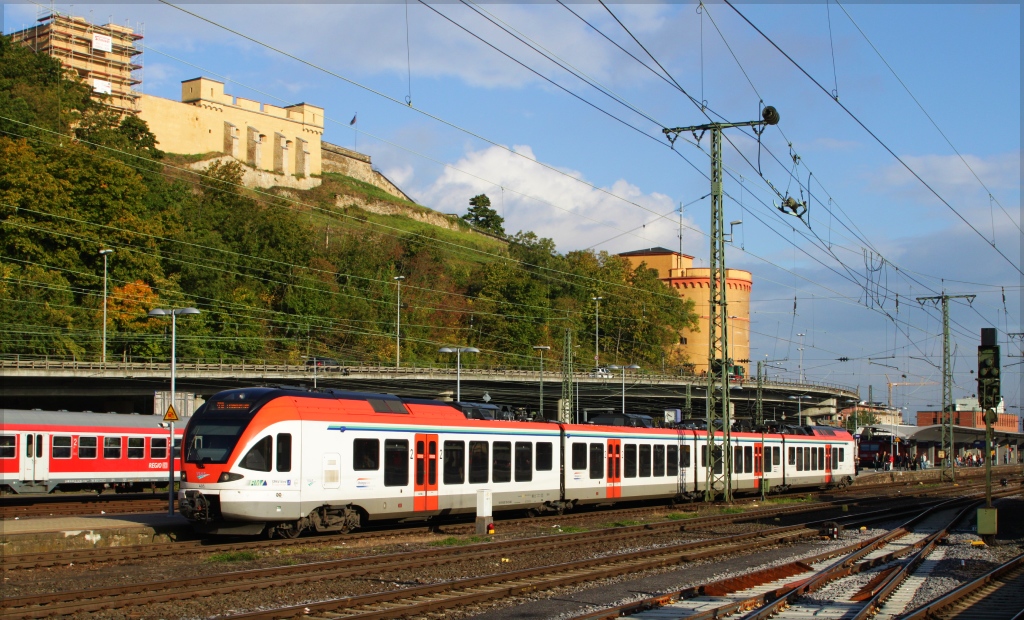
8, 12, 411, 200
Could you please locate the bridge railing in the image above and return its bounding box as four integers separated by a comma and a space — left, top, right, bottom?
0, 354, 858, 396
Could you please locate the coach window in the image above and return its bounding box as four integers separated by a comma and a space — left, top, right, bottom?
515, 442, 532, 482
276, 433, 292, 472
734, 446, 744, 475
0, 435, 14, 459
26, 433, 33, 458
819, 448, 825, 470
667, 445, 679, 476
536, 442, 553, 471
469, 441, 489, 484
493, 441, 512, 483
79, 436, 97, 459
128, 437, 145, 459
764, 449, 772, 473
384, 439, 409, 487
832, 448, 838, 467
416, 440, 425, 486
744, 446, 753, 473
713, 447, 723, 474
353, 439, 380, 471
680, 445, 691, 468
774, 447, 781, 467
838, 448, 845, 463
444, 441, 465, 484
150, 437, 167, 460
624, 444, 637, 478
51, 436, 71, 459
639, 445, 651, 477
653, 445, 665, 477
589, 443, 604, 479
240, 436, 273, 472
788, 446, 796, 466
796, 446, 803, 471
174, 437, 182, 459
571, 443, 587, 470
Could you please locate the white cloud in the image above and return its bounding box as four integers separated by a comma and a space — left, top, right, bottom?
877, 152, 1020, 194
414, 144, 704, 254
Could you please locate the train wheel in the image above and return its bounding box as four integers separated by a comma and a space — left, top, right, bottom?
275, 524, 302, 539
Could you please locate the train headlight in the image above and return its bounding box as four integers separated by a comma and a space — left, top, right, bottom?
218, 472, 244, 483
181, 471, 187, 482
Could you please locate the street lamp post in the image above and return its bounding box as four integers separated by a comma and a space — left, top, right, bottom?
438, 346, 479, 402
797, 333, 806, 383
608, 364, 641, 415
393, 276, 405, 368
149, 307, 200, 515
99, 249, 114, 363
532, 345, 551, 419
592, 296, 603, 367
789, 394, 810, 426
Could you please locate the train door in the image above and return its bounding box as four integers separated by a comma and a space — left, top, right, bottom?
21, 433, 48, 483
414, 434, 438, 511
824, 443, 832, 484
753, 442, 763, 491
606, 439, 621, 498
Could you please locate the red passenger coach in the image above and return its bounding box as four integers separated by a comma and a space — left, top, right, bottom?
1, 409, 184, 494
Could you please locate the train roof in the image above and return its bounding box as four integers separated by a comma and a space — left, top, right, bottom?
1, 409, 169, 429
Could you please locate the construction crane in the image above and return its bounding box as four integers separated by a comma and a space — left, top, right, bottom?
886, 375, 939, 408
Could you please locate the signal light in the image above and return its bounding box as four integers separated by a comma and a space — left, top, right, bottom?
977, 342, 1000, 411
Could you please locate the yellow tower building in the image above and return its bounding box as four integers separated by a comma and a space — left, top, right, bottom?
619, 247, 751, 377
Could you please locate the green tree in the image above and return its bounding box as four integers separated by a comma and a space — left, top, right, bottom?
462, 194, 505, 236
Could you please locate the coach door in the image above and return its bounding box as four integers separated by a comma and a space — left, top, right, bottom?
824, 444, 833, 484
753, 442, 764, 490
22, 433, 47, 483
414, 434, 438, 511
606, 439, 621, 498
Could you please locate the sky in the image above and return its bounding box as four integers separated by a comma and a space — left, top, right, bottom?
3, 1, 1021, 420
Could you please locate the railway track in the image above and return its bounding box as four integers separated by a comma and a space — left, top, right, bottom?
560, 488, 1021, 620
0, 494, 172, 519
896, 552, 1024, 619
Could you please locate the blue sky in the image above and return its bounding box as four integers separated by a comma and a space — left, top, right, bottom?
4, 2, 1021, 418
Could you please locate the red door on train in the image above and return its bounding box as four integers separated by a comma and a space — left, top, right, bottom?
606, 439, 621, 498
753, 442, 764, 490
414, 434, 439, 511
824, 443, 833, 484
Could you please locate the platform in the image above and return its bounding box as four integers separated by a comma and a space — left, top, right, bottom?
0, 512, 193, 555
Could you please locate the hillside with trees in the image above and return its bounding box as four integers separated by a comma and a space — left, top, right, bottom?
0, 35, 698, 371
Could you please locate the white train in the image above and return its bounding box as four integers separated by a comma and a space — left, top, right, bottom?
1, 409, 183, 494
178, 387, 855, 537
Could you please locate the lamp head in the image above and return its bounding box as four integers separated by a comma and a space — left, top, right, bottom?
176, 307, 201, 316
730, 220, 742, 227
148, 308, 168, 317
393, 275, 405, 281
99, 248, 114, 256
462, 347, 480, 354
532, 345, 551, 351
438, 347, 455, 354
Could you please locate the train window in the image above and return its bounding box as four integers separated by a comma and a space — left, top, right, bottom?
493, 442, 512, 483
151, 437, 167, 460
52, 436, 71, 459
838, 448, 845, 463
624, 444, 637, 478
796, 447, 803, 471
444, 441, 465, 485
0, 436, 14, 459
638, 445, 651, 477
788, 447, 796, 466
174, 438, 181, 459
667, 446, 678, 476
128, 437, 145, 459
773, 447, 781, 466
653, 445, 665, 477
589, 443, 604, 479
734, 446, 743, 475
416, 440, 425, 486
536, 442, 553, 471
428, 441, 437, 486
701, 445, 706, 468
571, 443, 587, 470
764, 449, 772, 473
36, 434, 42, 458
384, 439, 409, 487
26, 434, 32, 458
832, 448, 838, 467
819, 448, 825, 471
240, 436, 273, 472
276, 433, 292, 472
353, 439, 380, 471
469, 441, 489, 484
712, 447, 723, 474
79, 436, 97, 459
515, 442, 532, 482
744, 446, 753, 474
809, 447, 816, 471
680, 445, 691, 468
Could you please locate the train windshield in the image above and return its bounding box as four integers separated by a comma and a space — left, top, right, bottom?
184, 389, 271, 465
